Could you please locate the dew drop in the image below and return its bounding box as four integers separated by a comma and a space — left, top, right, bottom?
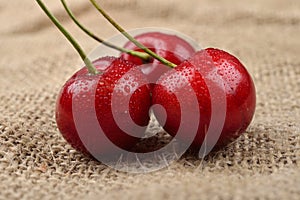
124, 85, 131, 93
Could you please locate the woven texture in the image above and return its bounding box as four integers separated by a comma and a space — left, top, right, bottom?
1, 0, 299, 199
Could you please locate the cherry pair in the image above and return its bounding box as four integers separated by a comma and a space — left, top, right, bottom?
37, 0, 256, 158
56, 32, 255, 156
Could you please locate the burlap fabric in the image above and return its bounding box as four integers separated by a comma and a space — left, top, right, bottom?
0, 0, 299, 199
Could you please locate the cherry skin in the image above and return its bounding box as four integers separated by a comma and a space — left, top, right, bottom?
152, 48, 256, 148
56, 57, 151, 157
120, 32, 196, 83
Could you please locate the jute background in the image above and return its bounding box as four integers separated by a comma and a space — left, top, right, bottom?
0, 0, 299, 199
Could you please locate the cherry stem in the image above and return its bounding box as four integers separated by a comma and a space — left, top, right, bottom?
61, 0, 151, 61
36, 0, 99, 75
89, 0, 177, 68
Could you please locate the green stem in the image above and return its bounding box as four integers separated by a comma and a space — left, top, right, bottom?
36, 0, 99, 75
61, 0, 150, 61
89, 0, 177, 68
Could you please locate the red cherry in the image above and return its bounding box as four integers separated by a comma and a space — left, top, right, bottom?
120, 32, 196, 83
56, 57, 151, 156
121, 32, 196, 65
152, 48, 256, 148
